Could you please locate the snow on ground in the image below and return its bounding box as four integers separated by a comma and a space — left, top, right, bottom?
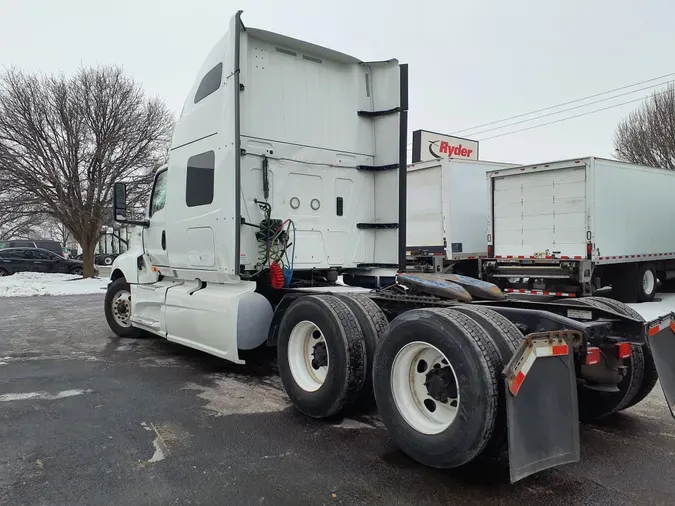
0, 272, 107, 298
628, 291, 675, 321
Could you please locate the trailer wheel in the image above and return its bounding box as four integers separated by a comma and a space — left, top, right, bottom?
373, 308, 500, 468
572, 297, 645, 421
277, 295, 366, 419
584, 297, 658, 410
336, 294, 388, 402
104, 278, 141, 338
637, 263, 657, 302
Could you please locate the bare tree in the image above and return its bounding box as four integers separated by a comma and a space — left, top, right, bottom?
614, 84, 675, 169
0, 65, 173, 276
42, 218, 74, 248
0, 177, 45, 239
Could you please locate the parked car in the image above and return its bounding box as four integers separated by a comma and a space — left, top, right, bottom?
0, 239, 66, 258
74, 253, 117, 265
0, 247, 95, 277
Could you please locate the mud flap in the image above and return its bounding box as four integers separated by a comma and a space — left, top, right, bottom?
503, 331, 581, 483
646, 313, 675, 418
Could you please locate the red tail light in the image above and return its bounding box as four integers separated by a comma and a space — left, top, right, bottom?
488, 244, 494, 258
585, 347, 601, 365
616, 342, 632, 359
586, 242, 592, 259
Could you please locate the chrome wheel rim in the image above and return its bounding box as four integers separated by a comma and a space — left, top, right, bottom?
391, 341, 459, 435
287, 320, 329, 392
112, 290, 132, 328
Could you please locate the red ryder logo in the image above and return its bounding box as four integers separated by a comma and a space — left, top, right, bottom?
439, 141, 473, 158
412, 130, 478, 163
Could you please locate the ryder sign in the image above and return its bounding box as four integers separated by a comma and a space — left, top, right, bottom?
412, 129, 479, 163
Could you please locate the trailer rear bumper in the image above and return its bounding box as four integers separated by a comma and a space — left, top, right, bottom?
483, 258, 584, 280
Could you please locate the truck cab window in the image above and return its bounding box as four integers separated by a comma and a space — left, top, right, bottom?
194, 62, 223, 104
186, 151, 215, 207
150, 170, 168, 217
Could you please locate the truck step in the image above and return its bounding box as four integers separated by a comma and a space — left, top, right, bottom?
356, 223, 399, 229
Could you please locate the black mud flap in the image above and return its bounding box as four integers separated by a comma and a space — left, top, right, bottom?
646, 313, 675, 418
503, 331, 581, 483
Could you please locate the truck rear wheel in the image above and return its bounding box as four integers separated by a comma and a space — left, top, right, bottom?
373, 308, 500, 469
277, 295, 366, 419
336, 294, 388, 403
585, 297, 658, 410
104, 278, 142, 338
451, 305, 522, 458
574, 297, 645, 421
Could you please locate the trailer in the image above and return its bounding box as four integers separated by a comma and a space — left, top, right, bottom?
483, 157, 675, 302
406, 158, 518, 276
103, 12, 675, 484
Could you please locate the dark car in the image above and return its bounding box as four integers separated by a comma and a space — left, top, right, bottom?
0, 239, 66, 257
0, 247, 91, 277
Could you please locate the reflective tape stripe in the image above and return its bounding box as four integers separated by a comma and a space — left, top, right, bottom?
536, 344, 569, 357
597, 252, 675, 264
504, 288, 577, 298
648, 316, 675, 336
508, 336, 570, 396
520, 349, 536, 375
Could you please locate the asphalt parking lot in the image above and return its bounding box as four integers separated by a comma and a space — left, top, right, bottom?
2, 295, 675, 505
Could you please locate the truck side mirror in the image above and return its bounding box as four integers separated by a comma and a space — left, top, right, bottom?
113, 182, 128, 221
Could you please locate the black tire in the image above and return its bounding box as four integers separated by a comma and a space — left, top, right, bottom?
637, 263, 657, 302
573, 297, 645, 421
335, 294, 388, 402
451, 305, 522, 360
624, 344, 659, 409
450, 306, 523, 458
0, 267, 8, 277
277, 295, 367, 419
373, 308, 500, 469
69, 266, 83, 276
104, 278, 141, 338
103, 255, 114, 266
611, 265, 638, 303
586, 297, 658, 410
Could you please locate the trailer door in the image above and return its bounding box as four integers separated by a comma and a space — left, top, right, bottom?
493, 165, 587, 257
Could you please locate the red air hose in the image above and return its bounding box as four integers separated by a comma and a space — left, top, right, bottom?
270, 261, 285, 289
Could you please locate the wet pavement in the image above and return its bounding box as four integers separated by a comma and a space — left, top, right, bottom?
1, 294, 674, 505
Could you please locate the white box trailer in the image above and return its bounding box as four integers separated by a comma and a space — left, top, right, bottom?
484, 156, 675, 301
406, 158, 518, 276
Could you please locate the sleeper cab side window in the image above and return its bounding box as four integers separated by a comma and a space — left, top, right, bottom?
186, 151, 215, 207
194, 63, 223, 104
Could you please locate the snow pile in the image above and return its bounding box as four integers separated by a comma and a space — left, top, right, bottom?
629, 291, 675, 321
0, 272, 107, 297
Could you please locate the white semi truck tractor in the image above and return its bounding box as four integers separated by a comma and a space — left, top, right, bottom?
104, 11, 675, 483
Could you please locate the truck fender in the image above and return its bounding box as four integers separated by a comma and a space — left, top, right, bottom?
109, 249, 145, 285
266, 293, 304, 347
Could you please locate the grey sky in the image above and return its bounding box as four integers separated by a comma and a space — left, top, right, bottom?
2, 0, 673, 164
